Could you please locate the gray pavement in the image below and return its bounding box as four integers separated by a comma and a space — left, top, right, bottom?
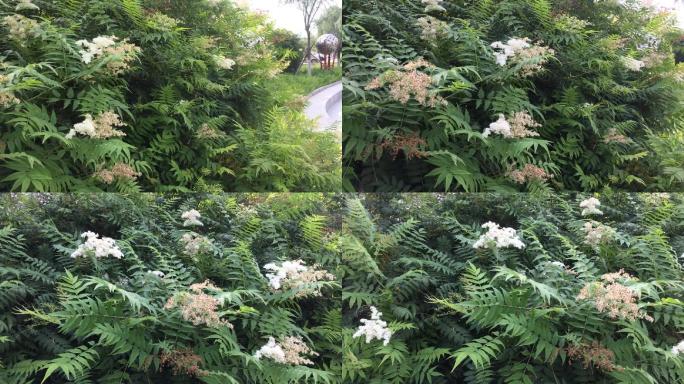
304, 81, 342, 135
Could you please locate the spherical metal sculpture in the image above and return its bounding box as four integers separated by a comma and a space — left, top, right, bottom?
315, 34, 340, 70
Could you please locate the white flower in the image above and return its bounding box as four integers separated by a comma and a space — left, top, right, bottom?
622, 57, 645, 72
16, 0, 40, 11
473, 222, 525, 249
579, 197, 603, 216
66, 114, 97, 139
254, 337, 287, 363
181, 209, 203, 226
75, 35, 117, 64
483, 114, 513, 138
490, 38, 530, 65
422, 0, 446, 12
353, 306, 392, 346
549, 261, 566, 268
264, 260, 308, 290
71, 231, 123, 259
214, 55, 236, 70
671, 340, 684, 356
148, 270, 165, 278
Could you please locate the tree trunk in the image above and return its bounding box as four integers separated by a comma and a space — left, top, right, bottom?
306, 27, 312, 76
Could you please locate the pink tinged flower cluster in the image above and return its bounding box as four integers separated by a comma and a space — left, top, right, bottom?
473, 221, 525, 249
603, 128, 630, 144
353, 306, 392, 346
576, 269, 653, 322
263, 259, 335, 298
583, 221, 614, 246
66, 111, 127, 140
71, 231, 123, 259
164, 280, 233, 329
254, 336, 318, 365
365, 59, 445, 107
181, 209, 203, 227
507, 164, 553, 184
580, 197, 603, 216
93, 163, 141, 184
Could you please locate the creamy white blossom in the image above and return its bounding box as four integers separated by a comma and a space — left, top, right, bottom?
16, 0, 40, 11
483, 114, 513, 138
264, 260, 307, 290
490, 38, 531, 66
254, 337, 287, 363
181, 209, 203, 227
473, 222, 525, 249
148, 270, 165, 278
75, 36, 117, 64
353, 306, 392, 346
66, 114, 97, 139
580, 197, 603, 216
71, 231, 123, 259
214, 55, 235, 70
671, 340, 684, 356
422, 0, 446, 12
622, 56, 645, 72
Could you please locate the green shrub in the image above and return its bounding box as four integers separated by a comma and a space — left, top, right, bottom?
343, 0, 684, 192
0, 0, 340, 192
0, 193, 342, 383
341, 193, 684, 383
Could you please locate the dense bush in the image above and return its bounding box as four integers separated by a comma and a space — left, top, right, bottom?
0, 0, 341, 192
0, 193, 342, 383
341, 193, 684, 383
343, 0, 684, 192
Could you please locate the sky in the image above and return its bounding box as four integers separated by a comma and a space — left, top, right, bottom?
239, 0, 342, 37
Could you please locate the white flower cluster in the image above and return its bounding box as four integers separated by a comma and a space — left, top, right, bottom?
353, 306, 392, 346
16, 0, 40, 11
263, 259, 334, 297
583, 221, 615, 247
671, 340, 684, 356
264, 260, 307, 290
254, 337, 286, 363
483, 114, 512, 138
422, 0, 446, 12
214, 55, 236, 70
622, 56, 645, 72
148, 270, 165, 278
66, 114, 97, 139
181, 209, 203, 227
71, 231, 123, 259
580, 197, 603, 216
473, 222, 525, 249
253, 336, 317, 365
180, 233, 213, 256
75, 36, 118, 64
490, 38, 531, 66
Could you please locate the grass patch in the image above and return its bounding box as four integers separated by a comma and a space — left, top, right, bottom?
267, 66, 342, 107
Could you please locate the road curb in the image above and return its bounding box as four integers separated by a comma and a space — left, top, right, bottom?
306, 81, 342, 100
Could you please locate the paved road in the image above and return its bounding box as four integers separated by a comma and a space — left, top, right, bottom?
304, 81, 342, 134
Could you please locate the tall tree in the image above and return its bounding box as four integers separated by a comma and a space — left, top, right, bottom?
284, 0, 329, 75
316, 5, 341, 37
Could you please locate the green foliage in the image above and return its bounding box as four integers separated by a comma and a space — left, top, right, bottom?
0, 0, 340, 192
341, 193, 684, 383
0, 193, 342, 383
343, 0, 684, 192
